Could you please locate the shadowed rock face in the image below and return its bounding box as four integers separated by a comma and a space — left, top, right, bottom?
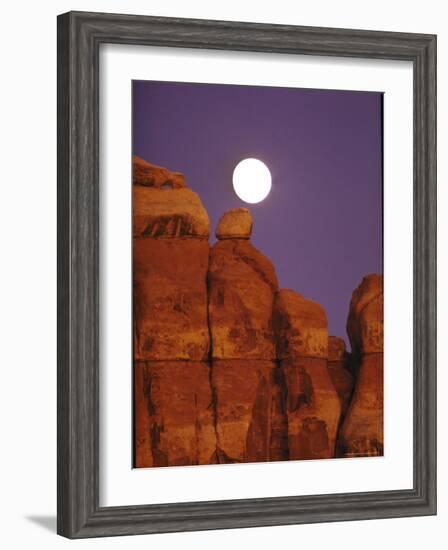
346, 274, 384, 357
133, 186, 210, 239
269, 367, 289, 461
327, 336, 354, 417
274, 291, 341, 460
337, 275, 384, 457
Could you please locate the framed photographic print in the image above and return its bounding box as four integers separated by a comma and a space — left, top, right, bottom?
57, 11, 437, 538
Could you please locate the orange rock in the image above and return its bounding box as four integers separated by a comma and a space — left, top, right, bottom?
208, 239, 278, 360
134, 361, 217, 467
273, 290, 341, 460
337, 354, 383, 457
274, 289, 328, 360
133, 155, 186, 188
338, 275, 384, 457
327, 336, 354, 417
282, 357, 341, 460
133, 185, 210, 239
208, 227, 282, 463
328, 335, 346, 362
215, 208, 253, 240
133, 238, 210, 361
133, 159, 214, 468
347, 274, 383, 356
211, 360, 275, 463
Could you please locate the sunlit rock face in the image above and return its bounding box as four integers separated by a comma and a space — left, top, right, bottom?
327, 336, 354, 418
133, 157, 210, 239
208, 239, 278, 360
337, 275, 384, 457
133, 155, 186, 189
273, 291, 341, 460
133, 157, 211, 362
215, 208, 253, 240
133, 157, 216, 467
133, 238, 210, 362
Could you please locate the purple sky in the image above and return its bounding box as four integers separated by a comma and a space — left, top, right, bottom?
133, 81, 383, 347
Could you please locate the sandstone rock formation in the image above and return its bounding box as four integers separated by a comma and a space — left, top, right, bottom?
133, 161, 209, 239
133, 157, 215, 467
337, 275, 384, 457
208, 210, 281, 463
133, 157, 383, 467
327, 336, 354, 417
273, 290, 341, 460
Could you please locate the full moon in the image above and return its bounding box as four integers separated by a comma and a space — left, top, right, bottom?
232, 158, 272, 204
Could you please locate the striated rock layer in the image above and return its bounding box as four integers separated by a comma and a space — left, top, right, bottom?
273, 290, 341, 460
337, 275, 384, 457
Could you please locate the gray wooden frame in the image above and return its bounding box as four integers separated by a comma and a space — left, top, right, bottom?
57, 10, 437, 539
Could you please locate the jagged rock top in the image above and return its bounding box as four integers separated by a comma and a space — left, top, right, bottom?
273, 289, 328, 359
133, 155, 186, 188
347, 274, 383, 355
328, 336, 346, 362
216, 208, 253, 240
132, 156, 210, 238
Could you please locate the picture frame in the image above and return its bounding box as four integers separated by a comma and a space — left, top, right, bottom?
57, 10, 437, 538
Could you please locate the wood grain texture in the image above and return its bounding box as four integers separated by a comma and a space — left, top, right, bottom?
57, 10, 437, 538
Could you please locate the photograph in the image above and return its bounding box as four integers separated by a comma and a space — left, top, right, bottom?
132, 80, 384, 468
0, 1, 440, 545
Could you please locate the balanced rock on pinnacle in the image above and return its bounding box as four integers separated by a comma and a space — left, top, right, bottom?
209, 207, 279, 463
215, 208, 253, 240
